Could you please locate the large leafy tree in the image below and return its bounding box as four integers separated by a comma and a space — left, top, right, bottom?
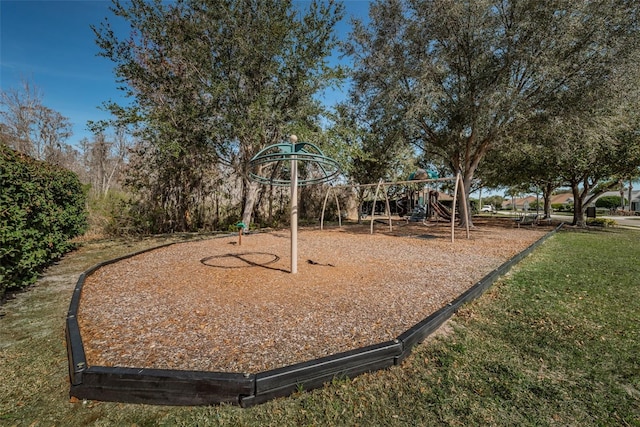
326, 102, 418, 222
482, 123, 640, 226
329, 104, 414, 184
481, 45, 640, 226
94, 0, 344, 231
557, 119, 637, 226
346, 0, 639, 226
479, 123, 562, 220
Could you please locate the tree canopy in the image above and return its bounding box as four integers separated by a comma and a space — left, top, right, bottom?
346, 0, 640, 226
480, 44, 640, 225
94, 0, 345, 231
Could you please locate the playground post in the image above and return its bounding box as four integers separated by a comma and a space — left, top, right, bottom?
290, 134, 298, 274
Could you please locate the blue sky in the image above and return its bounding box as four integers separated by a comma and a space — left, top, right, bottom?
1, 0, 371, 147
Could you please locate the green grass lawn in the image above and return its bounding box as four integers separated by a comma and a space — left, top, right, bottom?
1, 229, 639, 426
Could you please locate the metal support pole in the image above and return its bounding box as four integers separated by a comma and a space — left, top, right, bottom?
452, 174, 458, 243
290, 135, 298, 274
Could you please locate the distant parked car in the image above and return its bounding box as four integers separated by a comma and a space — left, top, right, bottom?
480, 205, 495, 213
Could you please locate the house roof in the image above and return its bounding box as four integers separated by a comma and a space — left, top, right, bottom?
549, 193, 574, 204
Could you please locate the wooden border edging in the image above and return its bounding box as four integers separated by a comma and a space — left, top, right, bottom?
395, 222, 563, 363
66, 224, 563, 406
241, 340, 402, 407
71, 367, 254, 405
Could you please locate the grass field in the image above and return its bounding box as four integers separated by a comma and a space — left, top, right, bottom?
1, 228, 639, 426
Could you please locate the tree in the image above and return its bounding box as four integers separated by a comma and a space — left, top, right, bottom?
327, 102, 418, 222
0, 80, 73, 166
81, 126, 130, 198
596, 196, 625, 210
486, 34, 640, 225
0, 80, 42, 156
553, 116, 626, 225
94, 0, 345, 231
479, 114, 565, 219
483, 195, 504, 210
346, 0, 640, 227
330, 104, 414, 183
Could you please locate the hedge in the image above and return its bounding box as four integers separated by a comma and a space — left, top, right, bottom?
595, 195, 626, 209
1, 145, 87, 297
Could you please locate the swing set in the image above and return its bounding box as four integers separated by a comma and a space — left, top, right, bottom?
320, 174, 470, 242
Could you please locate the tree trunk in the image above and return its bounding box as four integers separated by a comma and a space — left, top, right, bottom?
242, 177, 261, 228
459, 171, 474, 228
570, 183, 586, 227
542, 183, 553, 219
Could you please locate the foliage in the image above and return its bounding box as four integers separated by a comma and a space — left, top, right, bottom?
1, 80, 133, 208
78, 127, 130, 198
482, 195, 504, 210
554, 112, 640, 225
0, 145, 87, 296
84, 189, 143, 237
329, 98, 417, 187
523, 200, 539, 210
326, 102, 422, 224
0, 79, 75, 166
94, 0, 345, 232
346, 0, 640, 227
586, 217, 617, 227
595, 195, 626, 209
550, 203, 572, 212
479, 117, 565, 219
484, 38, 640, 226
482, 95, 640, 225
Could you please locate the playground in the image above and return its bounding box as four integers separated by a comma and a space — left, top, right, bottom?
67, 139, 562, 405
77, 219, 553, 375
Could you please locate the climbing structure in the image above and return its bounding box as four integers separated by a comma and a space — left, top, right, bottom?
249, 135, 340, 273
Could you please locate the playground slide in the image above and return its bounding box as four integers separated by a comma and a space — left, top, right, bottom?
429, 199, 453, 220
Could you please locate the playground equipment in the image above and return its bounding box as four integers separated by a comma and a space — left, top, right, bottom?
428, 190, 453, 221
236, 222, 246, 245
321, 173, 470, 242
249, 135, 340, 273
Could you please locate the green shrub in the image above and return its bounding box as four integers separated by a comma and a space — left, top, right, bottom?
595, 195, 625, 209
0, 145, 87, 296
91, 192, 144, 237
528, 200, 542, 210
586, 217, 616, 227
552, 203, 573, 212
